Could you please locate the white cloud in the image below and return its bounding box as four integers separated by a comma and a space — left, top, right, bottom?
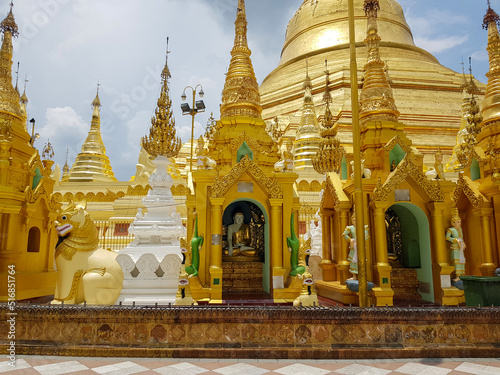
414, 35, 469, 54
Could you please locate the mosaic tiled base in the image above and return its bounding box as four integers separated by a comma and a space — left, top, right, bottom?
1, 305, 500, 358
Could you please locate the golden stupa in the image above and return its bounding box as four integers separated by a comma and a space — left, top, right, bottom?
62, 91, 117, 183
260, 0, 485, 170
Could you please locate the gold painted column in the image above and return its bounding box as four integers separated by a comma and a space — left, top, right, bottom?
209, 197, 224, 303
370, 201, 394, 306
269, 198, 285, 292
336, 209, 351, 284
475, 208, 497, 276
321, 209, 335, 281
428, 202, 461, 305
186, 198, 196, 241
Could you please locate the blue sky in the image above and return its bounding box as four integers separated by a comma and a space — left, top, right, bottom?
4, 0, 496, 180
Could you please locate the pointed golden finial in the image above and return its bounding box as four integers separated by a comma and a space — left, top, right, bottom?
0, 2, 22, 119
20, 74, 28, 104
141, 39, 181, 158
322, 59, 336, 131
0, 1, 18, 37
220, 0, 261, 119
481, 0, 500, 128
359, 0, 399, 124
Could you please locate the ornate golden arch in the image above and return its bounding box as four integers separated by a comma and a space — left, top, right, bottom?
210, 155, 283, 199
229, 131, 262, 154
373, 157, 444, 202
452, 173, 488, 209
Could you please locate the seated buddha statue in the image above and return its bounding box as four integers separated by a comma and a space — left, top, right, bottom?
227, 212, 255, 256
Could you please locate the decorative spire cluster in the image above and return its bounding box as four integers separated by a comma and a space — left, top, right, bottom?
0, 2, 22, 120
142, 40, 181, 158
359, 0, 399, 124
446, 60, 483, 172
220, 0, 262, 119
313, 60, 345, 174
480, 0, 500, 128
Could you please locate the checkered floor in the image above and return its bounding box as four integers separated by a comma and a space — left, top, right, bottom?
1, 357, 500, 375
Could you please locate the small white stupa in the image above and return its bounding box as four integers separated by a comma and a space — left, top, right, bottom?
115, 45, 185, 305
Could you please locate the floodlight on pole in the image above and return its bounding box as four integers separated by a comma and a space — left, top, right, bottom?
181, 84, 205, 172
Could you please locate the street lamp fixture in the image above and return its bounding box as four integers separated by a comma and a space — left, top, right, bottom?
29, 118, 39, 146
181, 84, 205, 172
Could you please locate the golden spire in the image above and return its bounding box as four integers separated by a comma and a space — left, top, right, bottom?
62, 146, 70, 178
480, 1, 500, 128
220, 0, 261, 119
19, 75, 28, 130
359, 0, 399, 124
142, 38, 181, 158
313, 60, 345, 174
446, 59, 483, 172
64, 85, 117, 182
294, 63, 322, 170
0, 1, 22, 120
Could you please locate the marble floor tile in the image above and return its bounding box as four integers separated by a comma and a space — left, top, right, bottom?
153, 362, 209, 375
273, 363, 331, 375
0, 359, 31, 373
454, 362, 500, 375
91, 361, 149, 375
395, 362, 452, 375
334, 363, 392, 375
212, 363, 269, 375
33, 360, 89, 375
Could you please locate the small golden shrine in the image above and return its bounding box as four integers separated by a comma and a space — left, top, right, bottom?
315, 0, 463, 307
187, 0, 304, 303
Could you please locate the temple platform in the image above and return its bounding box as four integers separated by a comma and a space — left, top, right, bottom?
2, 303, 500, 359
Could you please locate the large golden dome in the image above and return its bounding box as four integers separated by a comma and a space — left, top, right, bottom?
260, 0, 485, 171
280, 0, 425, 67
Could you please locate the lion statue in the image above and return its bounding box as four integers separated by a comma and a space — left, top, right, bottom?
53, 201, 124, 305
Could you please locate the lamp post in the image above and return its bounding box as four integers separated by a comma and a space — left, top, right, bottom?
181, 85, 205, 172
29, 118, 39, 146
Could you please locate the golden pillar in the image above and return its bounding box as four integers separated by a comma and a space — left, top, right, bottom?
372, 202, 389, 266
370, 201, 394, 306
428, 202, 461, 305
336, 209, 351, 284
269, 198, 285, 289
475, 208, 497, 276
321, 209, 335, 281
209, 197, 224, 303
269, 199, 283, 269
186, 198, 196, 240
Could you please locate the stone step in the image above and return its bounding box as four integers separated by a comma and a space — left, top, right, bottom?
222, 261, 264, 293
391, 268, 421, 302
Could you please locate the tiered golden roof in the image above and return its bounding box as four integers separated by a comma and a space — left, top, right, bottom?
0, 2, 22, 122
207, 0, 278, 174
359, 0, 399, 124
220, 0, 261, 119
293, 65, 322, 170
63, 90, 117, 182
141, 45, 181, 158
